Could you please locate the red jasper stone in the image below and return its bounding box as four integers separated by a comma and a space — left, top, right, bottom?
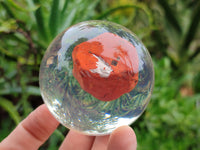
72, 32, 139, 101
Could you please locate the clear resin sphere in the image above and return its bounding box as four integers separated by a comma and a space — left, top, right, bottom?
39, 20, 154, 135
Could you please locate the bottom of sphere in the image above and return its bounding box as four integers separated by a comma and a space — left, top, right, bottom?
45, 100, 141, 136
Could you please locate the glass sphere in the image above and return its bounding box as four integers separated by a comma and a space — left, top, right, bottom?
39, 20, 154, 135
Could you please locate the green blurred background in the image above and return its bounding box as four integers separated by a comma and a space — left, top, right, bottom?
0, 0, 200, 149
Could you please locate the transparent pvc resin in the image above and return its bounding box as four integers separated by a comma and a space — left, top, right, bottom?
39, 20, 154, 135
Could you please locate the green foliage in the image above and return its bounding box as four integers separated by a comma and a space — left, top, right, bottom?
0, 0, 200, 149
134, 58, 200, 150
153, 1, 200, 72
0, 98, 21, 125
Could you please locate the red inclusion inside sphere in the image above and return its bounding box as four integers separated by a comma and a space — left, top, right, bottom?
72, 32, 139, 101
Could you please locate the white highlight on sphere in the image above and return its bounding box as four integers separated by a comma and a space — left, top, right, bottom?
90, 54, 113, 78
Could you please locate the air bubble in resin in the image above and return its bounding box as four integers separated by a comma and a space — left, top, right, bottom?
39, 20, 154, 135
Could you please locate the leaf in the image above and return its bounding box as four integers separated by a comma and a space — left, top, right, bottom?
6, 0, 38, 12
49, 0, 60, 38
0, 118, 15, 141
181, 1, 200, 55
33, 1, 49, 43
47, 129, 65, 150
7, 0, 27, 12
59, 8, 77, 32
0, 86, 21, 95
0, 97, 21, 125
94, 3, 154, 28
26, 86, 41, 96
0, 46, 20, 59
0, 85, 40, 96
157, 0, 182, 34
25, 0, 38, 10
53, 129, 65, 140
61, 0, 69, 15
0, 1, 15, 18
0, 19, 18, 33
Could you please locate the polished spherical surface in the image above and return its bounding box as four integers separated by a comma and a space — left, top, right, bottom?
39, 20, 154, 135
